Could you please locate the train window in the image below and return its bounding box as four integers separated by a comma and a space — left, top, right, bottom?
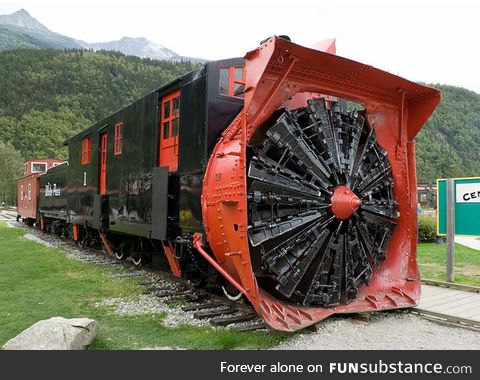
81, 137, 91, 165
32, 162, 47, 172
234, 67, 243, 81
219, 66, 245, 98
27, 184, 31, 201
163, 121, 170, 139
219, 68, 229, 96
20, 185, 24, 201
234, 82, 245, 97
172, 97, 180, 117
114, 122, 123, 155
164, 101, 170, 119
172, 118, 179, 137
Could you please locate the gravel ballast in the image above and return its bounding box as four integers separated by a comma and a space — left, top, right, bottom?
274, 312, 480, 350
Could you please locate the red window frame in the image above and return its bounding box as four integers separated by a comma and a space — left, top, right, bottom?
114, 122, 123, 155
81, 137, 91, 165
219, 66, 245, 98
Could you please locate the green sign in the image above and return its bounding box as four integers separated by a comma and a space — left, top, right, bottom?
437, 177, 480, 236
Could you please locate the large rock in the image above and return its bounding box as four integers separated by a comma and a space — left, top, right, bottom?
2, 317, 98, 350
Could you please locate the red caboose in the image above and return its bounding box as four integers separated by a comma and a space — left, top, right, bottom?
17, 159, 65, 224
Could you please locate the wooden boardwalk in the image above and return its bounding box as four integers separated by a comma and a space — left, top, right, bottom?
414, 282, 480, 329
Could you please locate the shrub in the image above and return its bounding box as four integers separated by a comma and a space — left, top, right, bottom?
418, 215, 437, 242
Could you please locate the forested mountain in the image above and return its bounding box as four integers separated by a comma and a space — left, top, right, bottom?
415, 84, 480, 183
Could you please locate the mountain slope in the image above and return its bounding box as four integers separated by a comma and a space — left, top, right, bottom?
0, 25, 52, 49
0, 9, 81, 49
0, 8, 49, 31
415, 84, 480, 183
78, 37, 178, 60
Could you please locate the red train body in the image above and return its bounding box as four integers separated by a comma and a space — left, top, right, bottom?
17, 159, 65, 223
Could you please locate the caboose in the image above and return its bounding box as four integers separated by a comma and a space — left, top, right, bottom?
17, 158, 65, 224
19, 37, 441, 331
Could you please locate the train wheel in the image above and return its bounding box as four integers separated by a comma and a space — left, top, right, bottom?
115, 251, 126, 260
115, 243, 129, 260
78, 234, 88, 249
222, 284, 243, 301
132, 256, 142, 266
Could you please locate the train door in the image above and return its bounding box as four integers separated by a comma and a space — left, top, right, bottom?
158, 89, 180, 171
99, 132, 107, 195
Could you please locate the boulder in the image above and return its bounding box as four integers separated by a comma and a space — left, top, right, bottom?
2, 317, 98, 350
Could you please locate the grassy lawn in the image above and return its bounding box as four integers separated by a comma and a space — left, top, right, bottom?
418, 242, 480, 286
0, 222, 289, 349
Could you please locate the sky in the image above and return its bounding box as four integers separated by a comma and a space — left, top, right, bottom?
1, 0, 480, 93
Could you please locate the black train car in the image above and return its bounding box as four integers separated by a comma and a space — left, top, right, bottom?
33, 37, 441, 331
58, 58, 243, 262
38, 163, 69, 234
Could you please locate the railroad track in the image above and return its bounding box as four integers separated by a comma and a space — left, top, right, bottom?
11, 220, 268, 332
412, 279, 480, 331
148, 285, 267, 331
136, 269, 268, 331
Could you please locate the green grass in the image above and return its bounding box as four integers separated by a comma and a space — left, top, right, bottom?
0, 222, 289, 349
417, 242, 480, 286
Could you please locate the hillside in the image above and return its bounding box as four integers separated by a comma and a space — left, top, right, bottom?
415, 84, 480, 183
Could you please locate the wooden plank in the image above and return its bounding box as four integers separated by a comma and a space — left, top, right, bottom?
182, 302, 223, 312
420, 286, 465, 299
419, 292, 471, 307
420, 286, 453, 297
210, 313, 257, 326
459, 308, 480, 320
445, 302, 480, 316
415, 284, 480, 327
422, 279, 480, 293
425, 296, 479, 312
420, 290, 467, 303
418, 292, 474, 308
194, 306, 237, 319
422, 285, 469, 297
466, 311, 480, 319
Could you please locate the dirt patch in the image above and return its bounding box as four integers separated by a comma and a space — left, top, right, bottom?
458, 264, 480, 276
